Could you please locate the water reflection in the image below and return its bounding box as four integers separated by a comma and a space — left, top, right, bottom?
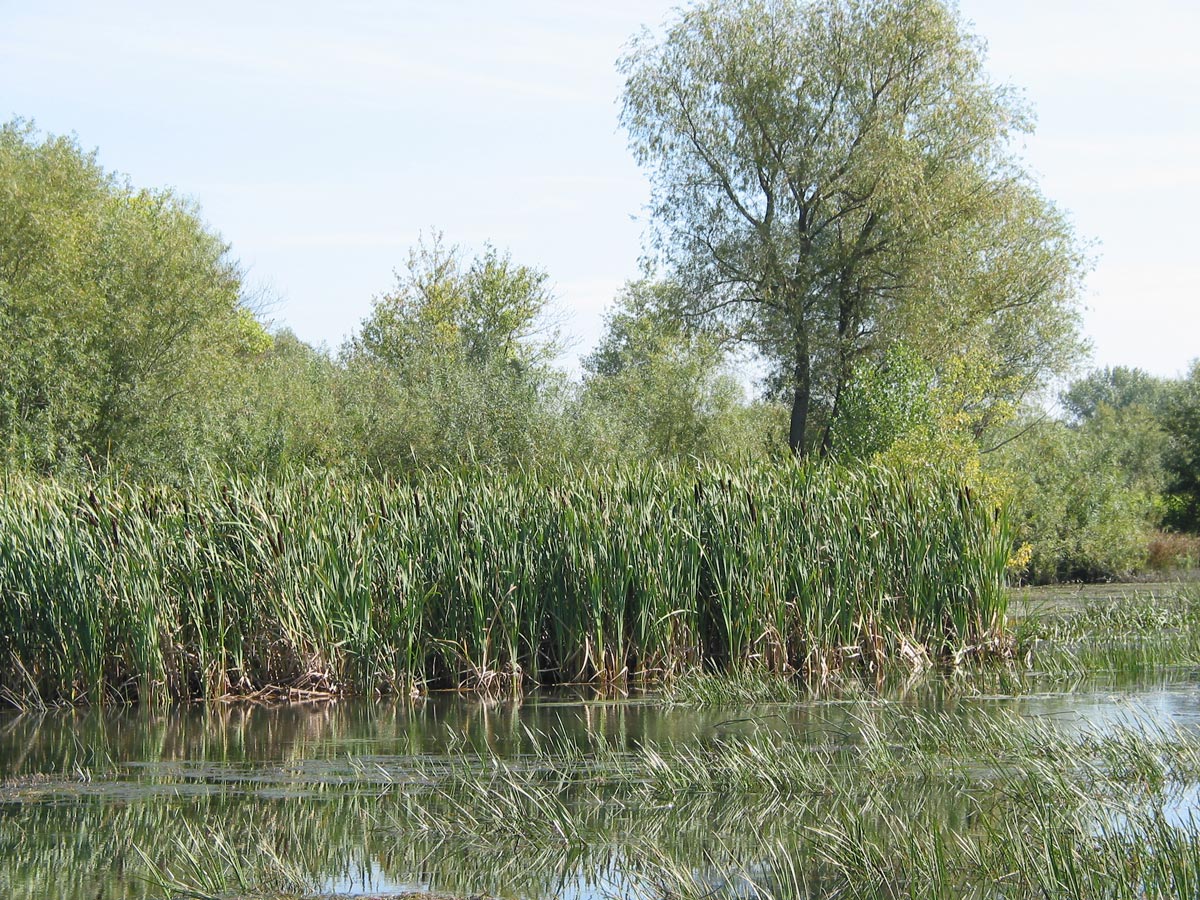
2, 668, 1200, 899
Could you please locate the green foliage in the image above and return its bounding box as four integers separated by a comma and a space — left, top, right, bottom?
353, 234, 558, 370
831, 344, 937, 460
986, 364, 1199, 584
1022, 361, 1200, 542
1062, 366, 1173, 424
0, 122, 106, 471
0, 119, 263, 476
829, 346, 1027, 510
1163, 360, 1200, 532
620, 0, 1086, 453
988, 362, 1200, 584
993, 416, 1162, 583
339, 234, 563, 472
211, 329, 344, 474
583, 280, 696, 379
577, 280, 775, 463
0, 463, 1012, 705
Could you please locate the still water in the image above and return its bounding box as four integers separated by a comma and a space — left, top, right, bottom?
3, 670, 1200, 899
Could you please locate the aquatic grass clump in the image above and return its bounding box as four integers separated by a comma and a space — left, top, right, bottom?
7, 702, 1200, 900
1014, 587, 1200, 679
660, 670, 813, 705
1019, 587, 1200, 643
0, 462, 1013, 705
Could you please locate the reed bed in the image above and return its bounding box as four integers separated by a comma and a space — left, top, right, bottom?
1014, 587, 1200, 679
0, 462, 1012, 705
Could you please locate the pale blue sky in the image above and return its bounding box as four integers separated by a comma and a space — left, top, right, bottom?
3, 0, 1197, 380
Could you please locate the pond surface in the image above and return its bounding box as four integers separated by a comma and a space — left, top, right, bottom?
4, 666, 1200, 900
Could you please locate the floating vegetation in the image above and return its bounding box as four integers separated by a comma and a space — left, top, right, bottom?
1016, 586, 1200, 679
4, 701, 1200, 900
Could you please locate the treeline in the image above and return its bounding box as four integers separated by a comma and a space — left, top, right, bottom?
0, 121, 778, 478
997, 365, 1200, 582
2, 120, 1198, 584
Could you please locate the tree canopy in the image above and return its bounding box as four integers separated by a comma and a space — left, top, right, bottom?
620, 0, 1087, 453
0, 120, 265, 474
1062, 366, 1173, 424
1163, 362, 1200, 531
579, 280, 760, 461
339, 235, 564, 471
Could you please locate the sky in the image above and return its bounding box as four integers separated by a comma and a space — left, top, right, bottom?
2, 0, 1197, 380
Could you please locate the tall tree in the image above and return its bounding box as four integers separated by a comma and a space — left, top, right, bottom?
620, 0, 1086, 454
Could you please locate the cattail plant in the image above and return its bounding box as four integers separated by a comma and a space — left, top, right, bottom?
0, 461, 1013, 705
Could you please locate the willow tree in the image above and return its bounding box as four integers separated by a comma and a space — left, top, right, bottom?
620, 0, 1086, 454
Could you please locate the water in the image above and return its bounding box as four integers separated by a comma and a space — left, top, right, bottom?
3, 669, 1200, 900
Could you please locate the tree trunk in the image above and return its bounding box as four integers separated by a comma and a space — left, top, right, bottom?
788, 329, 811, 455
821, 280, 857, 456
820, 380, 841, 456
